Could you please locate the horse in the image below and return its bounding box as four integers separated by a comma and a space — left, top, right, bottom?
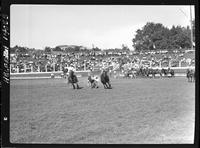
161, 68, 168, 77
147, 68, 155, 78
154, 69, 162, 78
169, 69, 175, 77
186, 69, 195, 82
67, 70, 80, 89
100, 70, 112, 89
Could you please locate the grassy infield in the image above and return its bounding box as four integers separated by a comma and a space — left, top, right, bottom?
10, 77, 195, 144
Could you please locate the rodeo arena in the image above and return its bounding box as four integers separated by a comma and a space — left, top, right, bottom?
10, 47, 195, 144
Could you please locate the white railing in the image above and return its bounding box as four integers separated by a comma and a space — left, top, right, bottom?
151, 66, 195, 70
10, 71, 63, 75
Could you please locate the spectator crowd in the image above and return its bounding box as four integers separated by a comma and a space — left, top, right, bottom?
10, 48, 195, 73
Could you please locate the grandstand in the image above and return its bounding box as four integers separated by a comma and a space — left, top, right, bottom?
10, 48, 195, 79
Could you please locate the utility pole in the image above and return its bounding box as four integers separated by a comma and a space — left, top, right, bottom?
179, 6, 194, 50
190, 5, 194, 50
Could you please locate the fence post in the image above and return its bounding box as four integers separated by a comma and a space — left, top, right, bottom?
45, 65, 48, 72
17, 66, 19, 73
38, 65, 40, 72
53, 63, 55, 72
60, 64, 62, 71
31, 64, 33, 72
24, 64, 26, 73
169, 60, 171, 68
84, 61, 86, 71
150, 61, 152, 68
179, 61, 181, 67
159, 61, 162, 68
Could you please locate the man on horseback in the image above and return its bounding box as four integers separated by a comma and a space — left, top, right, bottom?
161, 68, 167, 77
68, 70, 81, 89
100, 69, 112, 89
186, 68, 195, 82
167, 68, 175, 77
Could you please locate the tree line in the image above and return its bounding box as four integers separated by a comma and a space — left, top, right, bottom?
132, 21, 195, 51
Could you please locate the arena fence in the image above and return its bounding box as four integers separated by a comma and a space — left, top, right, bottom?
10, 67, 194, 80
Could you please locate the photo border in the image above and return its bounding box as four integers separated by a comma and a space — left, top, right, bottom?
1, 0, 199, 147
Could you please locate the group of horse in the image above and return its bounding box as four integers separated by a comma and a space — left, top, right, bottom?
64, 67, 194, 89
121, 68, 175, 79
66, 70, 112, 89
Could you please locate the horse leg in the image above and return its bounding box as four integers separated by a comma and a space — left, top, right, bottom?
94, 82, 98, 88
104, 83, 110, 89
91, 82, 95, 88
108, 83, 112, 88
76, 83, 80, 89
105, 83, 109, 88
106, 83, 110, 88
72, 83, 76, 89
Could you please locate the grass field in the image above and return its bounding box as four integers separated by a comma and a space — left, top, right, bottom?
10, 77, 195, 144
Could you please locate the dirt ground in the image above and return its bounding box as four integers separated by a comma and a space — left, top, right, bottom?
10, 77, 195, 144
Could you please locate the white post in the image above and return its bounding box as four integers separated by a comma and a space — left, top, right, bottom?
84, 61, 86, 71
179, 61, 182, 67
159, 61, 162, 68
38, 65, 40, 72
17, 66, 19, 73
45, 65, 48, 72
60, 64, 62, 71
169, 60, 171, 68
31, 64, 33, 72
140, 60, 142, 67
53, 63, 55, 72
24, 64, 26, 73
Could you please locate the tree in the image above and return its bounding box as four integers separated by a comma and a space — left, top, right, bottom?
122, 44, 130, 51
132, 22, 192, 51
53, 46, 62, 51
169, 26, 191, 49
92, 47, 101, 51
44, 47, 51, 53
132, 22, 168, 51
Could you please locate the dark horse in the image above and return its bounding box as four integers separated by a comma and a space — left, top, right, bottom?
161, 68, 174, 77
168, 68, 175, 77
100, 70, 112, 89
68, 70, 80, 89
186, 69, 195, 82
161, 68, 168, 77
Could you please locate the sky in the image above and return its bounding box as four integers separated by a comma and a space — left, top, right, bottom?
10, 5, 195, 50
